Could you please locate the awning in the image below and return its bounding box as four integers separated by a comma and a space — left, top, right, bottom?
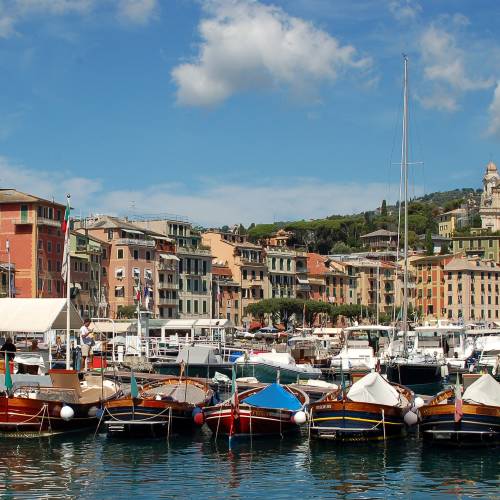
114, 286, 124, 291
297, 278, 310, 284
153, 236, 173, 242
123, 229, 143, 235
160, 253, 180, 261
0, 298, 82, 332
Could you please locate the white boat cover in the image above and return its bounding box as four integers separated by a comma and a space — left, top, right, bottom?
348, 372, 402, 407
176, 345, 222, 364
462, 374, 500, 407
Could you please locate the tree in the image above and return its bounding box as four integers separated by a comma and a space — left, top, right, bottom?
117, 305, 136, 319
245, 298, 303, 329
330, 242, 352, 254
440, 242, 450, 254
303, 300, 331, 327
425, 230, 434, 256
381, 199, 387, 216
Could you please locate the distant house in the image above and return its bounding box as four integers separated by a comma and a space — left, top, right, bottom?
360, 229, 398, 251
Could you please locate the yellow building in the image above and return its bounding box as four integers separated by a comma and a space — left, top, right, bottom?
437, 208, 469, 238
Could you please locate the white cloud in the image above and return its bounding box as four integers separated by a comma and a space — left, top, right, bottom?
487, 81, 500, 137
0, 156, 102, 209
172, 0, 372, 107
116, 0, 157, 25
388, 0, 421, 21
418, 20, 494, 111
0, 0, 157, 35
0, 156, 404, 226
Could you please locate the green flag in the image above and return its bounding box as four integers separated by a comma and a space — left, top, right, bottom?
130, 370, 139, 399
5, 357, 13, 393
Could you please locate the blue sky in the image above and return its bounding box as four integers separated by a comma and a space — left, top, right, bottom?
0, 0, 499, 226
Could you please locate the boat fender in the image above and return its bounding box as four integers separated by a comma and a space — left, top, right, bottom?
88, 406, 98, 417
192, 407, 204, 426
414, 397, 425, 409
403, 410, 418, 426
155, 394, 162, 401
96, 408, 104, 418
60, 405, 75, 421
292, 411, 307, 425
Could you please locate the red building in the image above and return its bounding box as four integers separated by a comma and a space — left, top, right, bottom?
0, 189, 65, 298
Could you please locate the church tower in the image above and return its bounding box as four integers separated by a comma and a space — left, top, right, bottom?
480, 161, 500, 231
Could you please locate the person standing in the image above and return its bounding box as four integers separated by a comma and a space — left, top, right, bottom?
79, 319, 93, 371
1, 337, 16, 362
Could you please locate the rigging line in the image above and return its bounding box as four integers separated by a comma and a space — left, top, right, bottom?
387, 75, 405, 207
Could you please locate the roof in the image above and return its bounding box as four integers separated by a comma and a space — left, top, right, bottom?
0, 189, 65, 207
360, 229, 398, 239
0, 299, 82, 332
85, 215, 166, 238
212, 266, 232, 277
444, 257, 500, 272
307, 252, 331, 275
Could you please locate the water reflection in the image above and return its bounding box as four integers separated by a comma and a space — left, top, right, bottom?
0, 430, 497, 499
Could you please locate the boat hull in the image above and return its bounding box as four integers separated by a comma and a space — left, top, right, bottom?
203, 405, 300, 438
153, 363, 233, 379
419, 403, 500, 446
104, 399, 199, 437
0, 396, 102, 436
310, 400, 407, 442
386, 362, 442, 386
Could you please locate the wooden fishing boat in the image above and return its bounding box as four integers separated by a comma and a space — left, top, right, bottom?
309, 372, 414, 442
202, 383, 309, 440
103, 377, 213, 437
419, 374, 500, 446
0, 370, 121, 437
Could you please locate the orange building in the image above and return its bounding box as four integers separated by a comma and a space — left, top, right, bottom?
212, 263, 241, 324
414, 254, 455, 318
0, 189, 65, 298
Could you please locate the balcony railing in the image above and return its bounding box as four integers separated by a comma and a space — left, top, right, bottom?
158, 282, 179, 290
37, 217, 61, 228
176, 246, 211, 256
115, 238, 155, 247
158, 263, 177, 271
158, 298, 179, 306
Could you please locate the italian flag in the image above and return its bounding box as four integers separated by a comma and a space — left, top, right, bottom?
61, 196, 71, 283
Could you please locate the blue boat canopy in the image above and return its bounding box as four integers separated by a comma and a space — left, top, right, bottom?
242, 383, 302, 411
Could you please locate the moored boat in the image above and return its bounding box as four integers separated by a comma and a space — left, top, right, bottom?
309, 372, 414, 442
419, 374, 500, 446
203, 382, 309, 440
0, 369, 120, 437
103, 376, 213, 437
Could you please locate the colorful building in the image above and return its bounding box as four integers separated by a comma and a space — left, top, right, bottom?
0, 189, 65, 298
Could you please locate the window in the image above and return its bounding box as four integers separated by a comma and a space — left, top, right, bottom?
114, 286, 124, 297
287, 259, 291, 271
194, 301, 199, 314
48, 260, 52, 272
38, 239, 43, 250
38, 258, 43, 271
144, 269, 152, 281
279, 259, 284, 271
107, 229, 113, 241
194, 260, 199, 274
47, 241, 52, 253
179, 300, 183, 312
260, 289, 264, 298
259, 271, 264, 280
133, 268, 140, 279
242, 270, 247, 280
115, 268, 124, 279
251, 270, 256, 280
271, 257, 276, 270
56, 280, 61, 293
203, 280, 207, 292
117, 249, 124, 259
133, 249, 139, 260
145, 251, 151, 261
203, 261, 207, 275
187, 300, 191, 313
187, 278, 191, 291
203, 300, 207, 314
194, 280, 199, 292
56, 261, 61, 272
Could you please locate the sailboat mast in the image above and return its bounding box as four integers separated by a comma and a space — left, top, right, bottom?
402, 55, 409, 349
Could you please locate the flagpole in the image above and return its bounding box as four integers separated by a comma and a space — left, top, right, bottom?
65, 194, 71, 370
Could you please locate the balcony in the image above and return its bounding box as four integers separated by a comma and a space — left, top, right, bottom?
158, 298, 179, 306
297, 284, 311, 292
75, 244, 102, 254
37, 217, 61, 228
158, 263, 177, 271
115, 238, 155, 247
240, 258, 265, 266
176, 246, 211, 256
158, 282, 179, 290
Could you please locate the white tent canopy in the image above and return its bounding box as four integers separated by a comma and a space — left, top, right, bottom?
0, 298, 82, 333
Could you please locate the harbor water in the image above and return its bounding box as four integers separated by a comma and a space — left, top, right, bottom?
0, 430, 498, 499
